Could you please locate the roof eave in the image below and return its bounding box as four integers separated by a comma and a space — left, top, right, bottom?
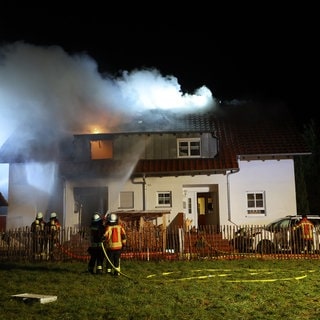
238, 152, 312, 161
132, 168, 237, 178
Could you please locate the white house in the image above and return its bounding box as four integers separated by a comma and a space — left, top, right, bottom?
1, 103, 310, 230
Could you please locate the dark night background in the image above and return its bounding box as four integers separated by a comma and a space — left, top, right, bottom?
0, 4, 318, 128
0, 4, 319, 212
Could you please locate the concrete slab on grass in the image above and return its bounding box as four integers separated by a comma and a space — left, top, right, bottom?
11, 293, 57, 304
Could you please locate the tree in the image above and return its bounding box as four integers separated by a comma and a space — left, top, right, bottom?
296, 119, 320, 213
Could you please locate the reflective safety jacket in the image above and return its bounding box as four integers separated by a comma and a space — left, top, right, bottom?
104, 224, 127, 250
293, 217, 314, 240
47, 218, 61, 233
31, 219, 46, 233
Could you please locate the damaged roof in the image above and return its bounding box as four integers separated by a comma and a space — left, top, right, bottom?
132, 103, 310, 176
115, 109, 216, 134
0, 102, 311, 177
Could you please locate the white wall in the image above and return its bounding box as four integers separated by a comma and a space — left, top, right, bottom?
227, 159, 297, 226
113, 174, 228, 227
6, 158, 297, 230
7, 164, 54, 229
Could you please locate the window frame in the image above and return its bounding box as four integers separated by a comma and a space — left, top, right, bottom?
156, 191, 172, 207
246, 191, 266, 215
177, 138, 201, 158
119, 191, 134, 209
90, 139, 113, 160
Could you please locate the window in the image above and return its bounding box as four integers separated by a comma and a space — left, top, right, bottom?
119, 191, 134, 209
246, 191, 265, 214
188, 197, 192, 214
157, 191, 172, 207
177, 138, 201, 158
90, 140, 113, 160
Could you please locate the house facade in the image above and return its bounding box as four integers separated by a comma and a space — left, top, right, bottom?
2, 103, 310, 230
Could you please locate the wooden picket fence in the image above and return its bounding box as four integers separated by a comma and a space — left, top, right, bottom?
1, 224, 320, 262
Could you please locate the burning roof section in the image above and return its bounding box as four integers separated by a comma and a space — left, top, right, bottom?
0, 102, 311, 178
114, 109, 216, 134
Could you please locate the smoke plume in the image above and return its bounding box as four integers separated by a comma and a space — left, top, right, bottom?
0, 41, 216, 153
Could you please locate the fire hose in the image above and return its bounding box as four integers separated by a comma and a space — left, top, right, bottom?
101, 242, 137, 283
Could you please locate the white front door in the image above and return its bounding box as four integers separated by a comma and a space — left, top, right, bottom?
183, 190, 198, 228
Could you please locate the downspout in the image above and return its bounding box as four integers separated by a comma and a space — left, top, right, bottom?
131, 174, 146, 210
227, 167, 240, 225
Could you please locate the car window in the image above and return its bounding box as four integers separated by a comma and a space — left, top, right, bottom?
266, 216, 320, 231
266, 219, 289, 231
278, 219, 290, 229
265, 221, 276, 231
290, 218, 300, 227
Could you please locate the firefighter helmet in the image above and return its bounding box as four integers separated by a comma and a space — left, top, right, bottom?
92, 213, 101, 222
108, 213, 118, 223
36, 212, 43, 219
50, 212, 57, 219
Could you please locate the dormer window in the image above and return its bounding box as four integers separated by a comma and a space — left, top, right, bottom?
90, 140, 113, 160
177, 138, 201, 158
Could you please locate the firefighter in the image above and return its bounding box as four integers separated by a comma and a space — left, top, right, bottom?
46, 212, 61, 260
104, 213, 127, 276
293, 214, 315, 253
88, 213, 105, 274
30, 212, 46, 260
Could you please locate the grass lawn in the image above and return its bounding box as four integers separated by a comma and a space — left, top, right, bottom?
1, 258, 320, 319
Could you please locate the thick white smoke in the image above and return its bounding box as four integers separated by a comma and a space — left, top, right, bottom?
0, 41, 217, 149
0, 41, 218, 217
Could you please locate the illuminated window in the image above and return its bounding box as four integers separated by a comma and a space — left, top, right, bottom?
90, 140, 113, 160
157, 191, 172, 207
188, 197, 192, 214
177, 138, 201, 158
246, 191, 266, 214
119, 191, 134, 209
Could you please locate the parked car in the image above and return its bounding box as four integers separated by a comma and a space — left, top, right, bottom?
230, 215, 320, 254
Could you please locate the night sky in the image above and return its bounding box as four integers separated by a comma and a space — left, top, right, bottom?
0, 6, 318, 128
